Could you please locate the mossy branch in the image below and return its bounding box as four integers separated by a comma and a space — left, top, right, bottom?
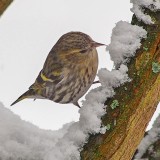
0, 0, 13, 16
81, 9, 160, 160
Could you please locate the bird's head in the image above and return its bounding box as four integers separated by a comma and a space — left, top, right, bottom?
52, 32, 106, 56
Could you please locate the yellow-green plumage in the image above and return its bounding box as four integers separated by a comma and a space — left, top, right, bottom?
11, 32, 105, 107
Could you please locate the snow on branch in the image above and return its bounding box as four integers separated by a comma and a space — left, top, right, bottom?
0, 21, 147, 160
134, 112, 160, 159
131, 0, 160, 24
107, 21, 147, 67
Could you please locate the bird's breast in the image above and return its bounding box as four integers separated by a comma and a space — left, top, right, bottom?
46, 48, 98, 104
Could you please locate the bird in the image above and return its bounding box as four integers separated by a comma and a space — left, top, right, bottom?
11, 32, 105, 108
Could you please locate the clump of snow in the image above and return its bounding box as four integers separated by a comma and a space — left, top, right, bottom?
0, 21, 147, 160
107, 21, 147, 67
134, 113, 160, 159
131, 0, 160, 24
0, 102, 72, 160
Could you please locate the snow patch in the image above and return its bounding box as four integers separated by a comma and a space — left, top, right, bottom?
135, 113, 160, 159
107, 21, 147, 67
131, 0, 160, 24
0, 102, 72, 160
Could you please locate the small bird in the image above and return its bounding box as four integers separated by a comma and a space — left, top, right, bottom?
11, 32, 105, 107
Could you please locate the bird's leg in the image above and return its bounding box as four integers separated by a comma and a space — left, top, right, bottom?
73, 101, 81, 108
93, 80, 100, 84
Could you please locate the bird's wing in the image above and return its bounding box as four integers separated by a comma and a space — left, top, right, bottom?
29, 52, 64, 89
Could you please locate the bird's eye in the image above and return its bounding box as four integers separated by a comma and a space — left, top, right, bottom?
80, 49, 88, 54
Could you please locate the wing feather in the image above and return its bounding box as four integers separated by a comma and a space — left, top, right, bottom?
29, 52, 64, 89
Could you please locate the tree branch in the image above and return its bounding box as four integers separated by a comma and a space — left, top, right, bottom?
81, 8, 160, 160
0, 0, 13, 16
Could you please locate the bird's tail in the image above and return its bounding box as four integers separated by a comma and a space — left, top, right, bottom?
11, 89, 36, 106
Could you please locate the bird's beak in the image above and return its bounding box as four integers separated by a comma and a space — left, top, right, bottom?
92, 41, 106, 48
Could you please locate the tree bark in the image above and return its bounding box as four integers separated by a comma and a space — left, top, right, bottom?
0, 0, 13, 16
81, 8, 160, 160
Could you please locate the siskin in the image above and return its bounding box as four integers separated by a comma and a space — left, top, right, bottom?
11, 32, 105, 107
